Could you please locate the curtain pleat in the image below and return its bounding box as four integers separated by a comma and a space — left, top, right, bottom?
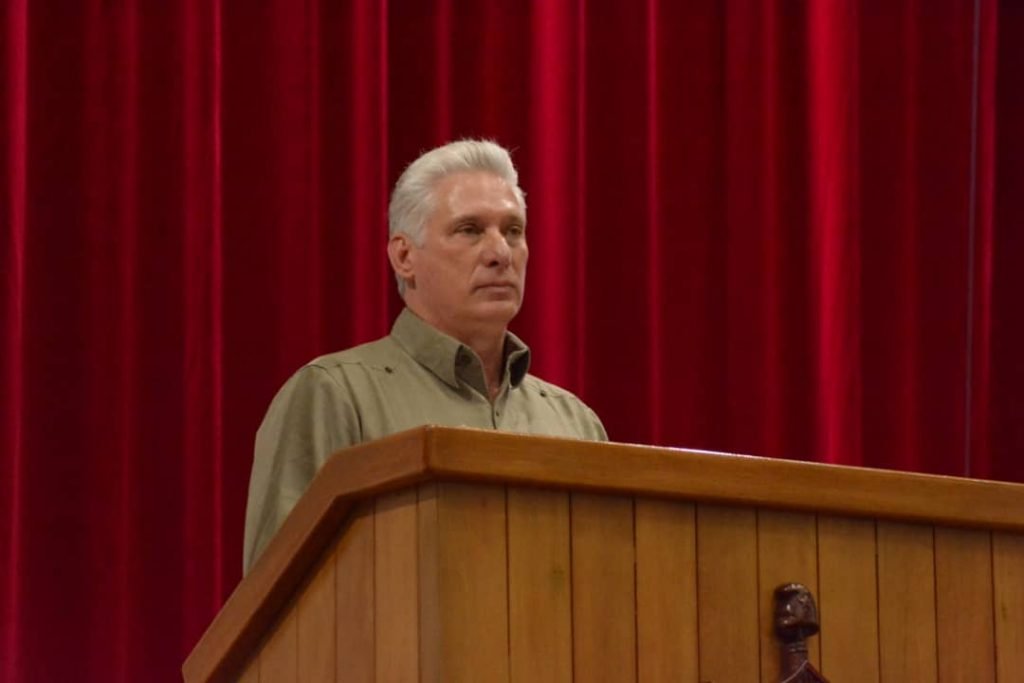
985, 1, 1024, 483
181, 0, 224, 655
2, 2, 28, 681
2, 1, 1022, 680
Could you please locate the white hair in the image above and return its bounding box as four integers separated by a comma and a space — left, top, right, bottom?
388, 139, 526, 243
388, 139, 527, 294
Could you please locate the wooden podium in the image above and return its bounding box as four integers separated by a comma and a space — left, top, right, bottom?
184, 427, 1024, 682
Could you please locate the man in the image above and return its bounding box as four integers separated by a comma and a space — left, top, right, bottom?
243, 139, 606, 572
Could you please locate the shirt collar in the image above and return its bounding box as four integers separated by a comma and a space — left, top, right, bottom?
390, 308, 531, 391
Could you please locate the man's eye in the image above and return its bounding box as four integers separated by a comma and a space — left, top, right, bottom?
457, 224, 481, 234
506, 225, 524, 237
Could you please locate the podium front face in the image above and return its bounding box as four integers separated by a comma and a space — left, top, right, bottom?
184, 428, 1024, 683
233, 484, 1022, 683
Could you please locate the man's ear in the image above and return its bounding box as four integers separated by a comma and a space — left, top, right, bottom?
387, 234, 415, 285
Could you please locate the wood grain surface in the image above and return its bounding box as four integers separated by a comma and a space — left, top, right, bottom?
434, 483, 509, 682
186, 430, 1024, 679
238, 657, 259, 683
374, 489, 420, 682
334, 504, 374, 683
571, 493, 637, 683
935, 527, 995, 681
635, 498, 698, 683
259, 610, 297, 682
507, 488, 573, 683
184, 428, 1024, 683
993, 531, 1024, 680
696, 504, 760, 682
817, 516, 879, 683
876, 521, 937, 682
297, 547, 336, 682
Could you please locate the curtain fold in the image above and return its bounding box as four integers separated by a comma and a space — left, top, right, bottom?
984, 1, 1024, 483
2, 1, 1021, 680
2, 3, 28, 681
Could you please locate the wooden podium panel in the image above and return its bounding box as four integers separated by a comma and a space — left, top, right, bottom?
507, 488, 573, 683
635, 499, 697, 683
876, 521, 937, 680
184, 427, 1024, 683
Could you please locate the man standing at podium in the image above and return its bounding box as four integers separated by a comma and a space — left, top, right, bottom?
243, 140, 606, 571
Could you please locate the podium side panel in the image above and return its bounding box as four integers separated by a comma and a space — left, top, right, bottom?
695, 505, 759, 682
435, 483, 510, 682
375, 489, 420, 682
238, 658, 259, 682
876, 521, 937, 682
994, 532, 1024, 680
571, 493, 637, 683
935, 527, 995, 680
756, 510, 820, 681
507, 488, 572, 683
817, 516, 879, 683
635, 499, 698, 683
297, 547, 337, 682
260, 610, 298, 682
335, 504, 375, 683
994, 532, 1024, 679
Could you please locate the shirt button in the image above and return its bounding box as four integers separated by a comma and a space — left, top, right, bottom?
495, 410, 501, 417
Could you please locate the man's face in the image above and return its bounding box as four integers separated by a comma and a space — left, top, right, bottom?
391, 170, 528, 341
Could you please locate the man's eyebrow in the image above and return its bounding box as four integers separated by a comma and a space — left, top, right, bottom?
448, 209, 525, 224
447, 212, 483, 225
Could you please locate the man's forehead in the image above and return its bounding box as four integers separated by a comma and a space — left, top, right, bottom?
436, 170, 513, 194
436, 171, 523, 215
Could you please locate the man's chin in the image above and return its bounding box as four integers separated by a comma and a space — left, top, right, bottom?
470, 299, 521, 325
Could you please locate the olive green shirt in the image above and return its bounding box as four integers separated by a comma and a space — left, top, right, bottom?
243, 308, 607, 571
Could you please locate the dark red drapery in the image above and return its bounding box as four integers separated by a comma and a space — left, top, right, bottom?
2, 1, 1023, 680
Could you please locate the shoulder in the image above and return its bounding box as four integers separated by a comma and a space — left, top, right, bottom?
519, 374, 599, 416
257, 338, 406, 451
519, 374, 580, 401
518, 374, 608, 441
303, 337, 405, 379
263, 336, 405, 411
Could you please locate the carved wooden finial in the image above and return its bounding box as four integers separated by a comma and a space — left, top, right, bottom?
773, 583, 829, 683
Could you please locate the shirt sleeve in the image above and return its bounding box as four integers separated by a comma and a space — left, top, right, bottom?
243, 364, 360, 573
585, 405, 609, 442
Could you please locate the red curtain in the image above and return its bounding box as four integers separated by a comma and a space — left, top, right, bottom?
2, 1, 1022, 680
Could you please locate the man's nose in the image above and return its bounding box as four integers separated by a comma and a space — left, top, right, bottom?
481, 228, 512, 267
